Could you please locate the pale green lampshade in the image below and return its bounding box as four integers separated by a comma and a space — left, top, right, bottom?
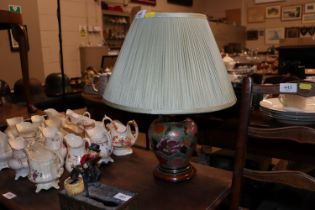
103, 11, 236, 114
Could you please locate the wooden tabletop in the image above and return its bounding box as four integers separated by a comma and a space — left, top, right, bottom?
0, 103, 44, 131
0, 148, 232, 210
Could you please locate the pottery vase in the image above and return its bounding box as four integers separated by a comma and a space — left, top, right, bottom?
148, 116, 198, 182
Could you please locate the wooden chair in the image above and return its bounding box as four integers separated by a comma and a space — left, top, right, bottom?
230, 76, 315, 209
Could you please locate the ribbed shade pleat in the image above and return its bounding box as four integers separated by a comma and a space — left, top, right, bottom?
103, 12, 236, 114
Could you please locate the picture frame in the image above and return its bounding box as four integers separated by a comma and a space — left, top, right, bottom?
130, 0, 156, 6
265, 27, 284, 44
247, 30, 259, 40
302, 13, 315, 23
247, 7, 265, 23
167, 0, 193, 6
255, 0, 285, 4
285, 27, 300, 38
281, 5, 302, 21
266, 5, 281, 18
304, 3, 315, 14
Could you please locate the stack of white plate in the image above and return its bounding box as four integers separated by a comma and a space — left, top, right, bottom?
259, 97, 315, 125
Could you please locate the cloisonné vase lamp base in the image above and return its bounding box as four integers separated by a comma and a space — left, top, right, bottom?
148, 116, 198, 182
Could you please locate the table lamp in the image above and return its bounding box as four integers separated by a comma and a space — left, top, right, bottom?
103, 10, 236, 182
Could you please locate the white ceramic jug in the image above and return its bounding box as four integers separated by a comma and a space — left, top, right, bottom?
0, 131, 13, 171
41, 127, 67, 166
85, 121, 113, 164
64, 133, 90, 172
31, 115, 45, 127
103, 115, 138, 156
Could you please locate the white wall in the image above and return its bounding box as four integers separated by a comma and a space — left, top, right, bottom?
1, 0, 244, 86
37, 0, 103, 79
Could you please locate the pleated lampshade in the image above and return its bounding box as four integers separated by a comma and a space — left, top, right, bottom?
103, 11, 236, 114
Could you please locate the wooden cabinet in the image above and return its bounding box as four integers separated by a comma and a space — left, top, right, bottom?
102, 10, 130, 50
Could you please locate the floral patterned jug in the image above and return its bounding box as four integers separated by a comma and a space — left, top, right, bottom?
103, 115, 138, 156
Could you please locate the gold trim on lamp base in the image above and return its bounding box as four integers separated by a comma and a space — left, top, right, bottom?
153, 164, 196, 183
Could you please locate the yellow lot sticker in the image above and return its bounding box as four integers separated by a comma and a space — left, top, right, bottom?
299, 83, 312, 90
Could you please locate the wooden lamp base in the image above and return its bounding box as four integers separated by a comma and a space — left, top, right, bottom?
153, 164, 196, 183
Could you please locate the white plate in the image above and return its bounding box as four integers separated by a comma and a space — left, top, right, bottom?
260, 97, 315, 114
260, 97, 315, 125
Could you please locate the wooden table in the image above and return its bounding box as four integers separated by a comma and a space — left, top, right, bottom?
0, 103, 43, 131
0, 148, 232, 210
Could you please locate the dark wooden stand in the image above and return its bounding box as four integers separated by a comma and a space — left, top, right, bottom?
0, 10, 36, 113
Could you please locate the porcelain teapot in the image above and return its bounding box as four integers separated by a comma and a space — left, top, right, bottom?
26, 142, 64, 193
64, 133, 90, 172
85, 121, 113, 164
40, 127, 67, 165
8, 136, 29, 180
103, 115, 138, 156
0, 131, 13, 171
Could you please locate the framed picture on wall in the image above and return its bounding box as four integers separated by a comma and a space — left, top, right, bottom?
247, 30, 259, 40
281, 5, 302, 21
265, 27, 284, 44
255, 0, 285, 4
302, 13, 315, 23
247, 7, 265, 23
285, 27, 300, 38
131, 0, 156, 6
167, 0, 193, 6
266, 5, 281, 18
304, 3, 315, 14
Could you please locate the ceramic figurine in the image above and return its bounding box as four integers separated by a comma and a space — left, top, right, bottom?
70, 143, 102, 197
7, 136, 29, 180
0, 131, 13, 171
26, 142, 64, 193
103, 115, 138, 156
64, 133, 90, 173
85, 120, 113, 164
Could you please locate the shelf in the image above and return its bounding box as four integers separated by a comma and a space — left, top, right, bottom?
103, 10, 130, 17
103, 10, 130, 50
